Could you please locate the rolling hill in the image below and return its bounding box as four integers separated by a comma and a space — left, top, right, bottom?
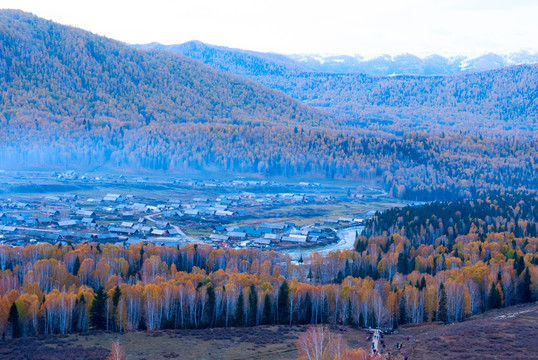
135, 41, 311, 77
251, 65, 538, 132
140, 40, 538, 76
0, 10, 326, 127
142, 41, 538, 132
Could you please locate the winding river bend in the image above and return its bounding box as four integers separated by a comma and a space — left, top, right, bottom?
283, 226, 364, 260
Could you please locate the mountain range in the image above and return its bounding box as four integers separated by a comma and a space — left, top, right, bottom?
137, 41, 538, 132
0, 10, 324, 127
0, 10, 536, 200
289, 51, 538, 75
137, 41, 538, 76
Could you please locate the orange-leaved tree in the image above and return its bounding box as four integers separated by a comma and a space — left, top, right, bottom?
106, 340, 126, 360
297, 325, 367, 360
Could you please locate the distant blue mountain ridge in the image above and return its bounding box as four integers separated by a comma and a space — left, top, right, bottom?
134, 41, 538, 76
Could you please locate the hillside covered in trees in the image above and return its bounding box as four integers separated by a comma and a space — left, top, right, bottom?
147, 40, 538, 133
252, 66, 538, 133
0, 10, 326, 126
143, 40, 538, 77
0, 11, 536, 202
0, 191, 536, 338
135, 41, 312, 77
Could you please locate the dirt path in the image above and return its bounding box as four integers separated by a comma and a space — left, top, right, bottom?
371, 329, 381, 356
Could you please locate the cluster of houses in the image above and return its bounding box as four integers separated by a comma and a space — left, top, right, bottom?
0, 175, 369, 250
209, 223, 338, 248
0, 194, 188, 246
324, 217, 365, 226
172, 178, 322, 189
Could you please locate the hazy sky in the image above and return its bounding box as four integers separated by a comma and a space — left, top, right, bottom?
2, 0, 538, 57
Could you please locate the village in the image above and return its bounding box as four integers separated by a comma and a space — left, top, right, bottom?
0, 173, 379, 251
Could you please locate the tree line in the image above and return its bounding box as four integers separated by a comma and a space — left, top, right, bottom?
1, 115, 535, 202
0, 192, 536, 338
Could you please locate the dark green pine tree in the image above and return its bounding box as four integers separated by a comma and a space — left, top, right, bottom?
278, 281, 290, 325
397, 252, 409, 275
335, 271, 344, 284
519, 268, 533, 303
438, 283, 448, 322
90, 286, 107, 330
73, 256, 81, 276
262, 294, 273, 325
139, 246, 145, 270
111, 285, 121, 332
206, 285, 216, 327
420, 276, 427, 291
8, 302, 21, 338
409, 257, 416, 273
304, 291, 312, 325
488, 283, 502, 310
77, 293, 87, 332
515, 254, 525, 277
112, 286, 121, 308
346, 299, 354, 326
322, 297, 329, 324
247, 284, 257, 326
235, 291, 245, 327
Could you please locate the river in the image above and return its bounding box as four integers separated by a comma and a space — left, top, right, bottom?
282, 225, 364, 260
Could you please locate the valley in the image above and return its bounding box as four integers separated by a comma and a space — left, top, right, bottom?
0, 7, 536, 360
0, 170, 409, 256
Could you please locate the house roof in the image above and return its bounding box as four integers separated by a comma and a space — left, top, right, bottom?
253, 238, 271, 245
227, 231, 247, 238
58, 220, 78, 227
110, 227, 137, 234
281, 235, 307, 243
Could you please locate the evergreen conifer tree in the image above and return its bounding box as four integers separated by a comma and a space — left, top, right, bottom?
248, 284, 257, 326
519, 267, 533, 303
73, 256, 81, 276
235, 291, 245, 327
304, 291, 312, 325
262, 294, 272, 325
8, 302, 21, 338
397, 252, 409, 274
488, 283, 502, 310
438, 283, 448, 322
206, 285, 216, 327
90, 286, 107, 330
278, 281, 290, 324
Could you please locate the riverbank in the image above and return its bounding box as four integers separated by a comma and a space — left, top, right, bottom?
281, 225, 364, 260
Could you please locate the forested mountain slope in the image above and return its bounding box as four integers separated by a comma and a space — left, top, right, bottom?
0, 10, 325, 126
135, 41, 311, 77
0, 11, 536, 201
143, 40, 538, 77
253, 66, 538, 132
150, 40, 538, 133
